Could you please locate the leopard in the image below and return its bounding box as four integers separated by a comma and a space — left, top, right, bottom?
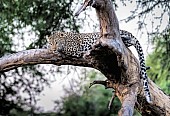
47, 30, 152, 103
47, 32, 100, 57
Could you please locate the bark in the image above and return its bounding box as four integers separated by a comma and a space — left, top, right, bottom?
0, 49, 91, 72
0, 0, 170, 115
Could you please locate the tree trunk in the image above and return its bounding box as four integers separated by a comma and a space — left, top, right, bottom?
75, 0, 170, 115
0, 0, 170, 115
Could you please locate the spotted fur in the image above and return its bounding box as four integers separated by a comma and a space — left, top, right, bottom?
120, 30, 152, 103
47, 32, 100, 57
47, 30, 152, 103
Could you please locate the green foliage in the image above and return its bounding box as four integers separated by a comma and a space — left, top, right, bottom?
52, 71, 141, 115
0, 0, 79, 49
55, 89, 120, 116
54, 71, 121, 116
0, 0, 80, 115
146, 30, 170, 95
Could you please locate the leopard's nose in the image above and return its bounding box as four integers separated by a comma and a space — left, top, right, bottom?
57, 47, 63, 52
56, 42, 64, 52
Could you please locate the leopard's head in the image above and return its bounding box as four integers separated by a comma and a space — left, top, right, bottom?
47, 32, 67, 52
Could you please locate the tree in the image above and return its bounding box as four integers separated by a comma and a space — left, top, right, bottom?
124, 0, 170, 33
0, 0, 170, 116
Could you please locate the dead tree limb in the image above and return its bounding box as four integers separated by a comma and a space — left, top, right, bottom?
0, 49, 91, 72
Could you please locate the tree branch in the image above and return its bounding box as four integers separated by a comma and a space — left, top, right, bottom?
0, 49, 91, 72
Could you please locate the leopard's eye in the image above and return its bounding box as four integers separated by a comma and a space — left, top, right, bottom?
60, 33, 64, 37
55, 40, 58, 44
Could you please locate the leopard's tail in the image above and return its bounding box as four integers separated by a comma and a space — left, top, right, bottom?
134, 39, 152, 103
120, 30, 152, 103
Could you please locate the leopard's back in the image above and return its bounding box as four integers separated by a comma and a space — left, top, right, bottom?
79, 32, 100, 51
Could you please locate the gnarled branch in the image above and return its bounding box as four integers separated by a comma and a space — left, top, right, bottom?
0, 49, 91, 72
